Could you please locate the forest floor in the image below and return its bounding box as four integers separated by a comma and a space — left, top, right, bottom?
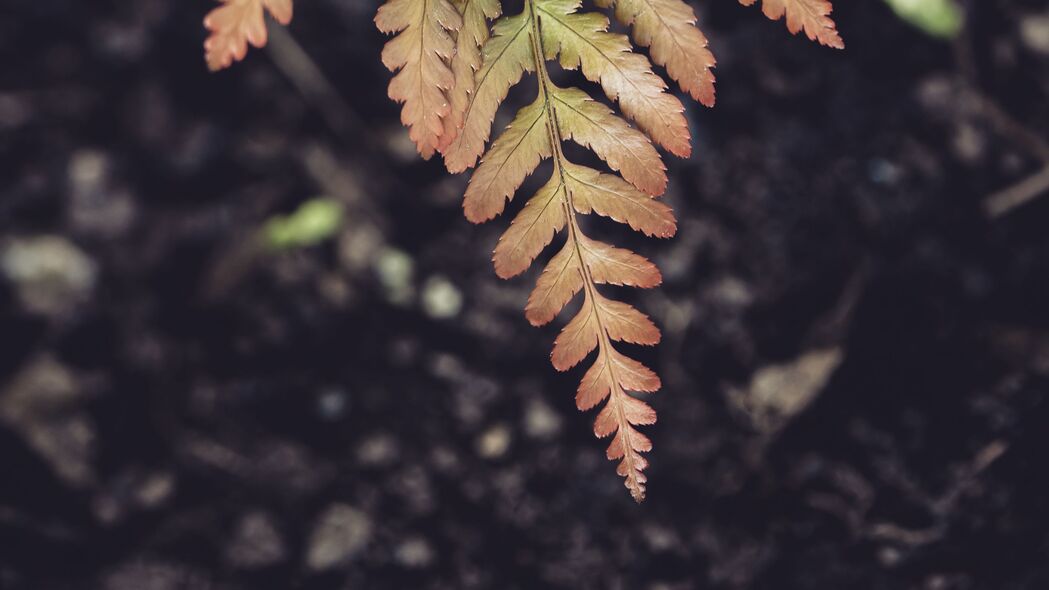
2, 0, 1049, 588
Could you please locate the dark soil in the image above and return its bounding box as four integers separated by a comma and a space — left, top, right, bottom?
2, 0, 1049, 588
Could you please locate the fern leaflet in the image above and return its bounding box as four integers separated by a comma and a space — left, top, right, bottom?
739, 0, 844, 48
376, 0, 464, 159
442, 0, 503, 150
596, 0, 717, 106
204, 0, 293, 71
441, 11, 536, 172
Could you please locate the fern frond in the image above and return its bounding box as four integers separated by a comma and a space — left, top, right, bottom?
203, 0, 293, 71
442, 0, 503, 151
595, 0, 716, 106
194, 0, 850, 504
460, 0, 678, 501
739, 0, 844, 49
376, 0, 464, 159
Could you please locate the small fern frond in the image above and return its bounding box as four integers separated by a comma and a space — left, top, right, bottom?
595, 0, 717, 106
376, 0, 464, 159
739, 0, 844, 49
455, 0, 679, 500
203, 0, 293, 71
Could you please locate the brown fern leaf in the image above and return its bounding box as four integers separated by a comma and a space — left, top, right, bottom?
461, 0, 679, 501
376, 0, 464, 159
595, 0, 717, 106
441, 0, 503, 151
739, 0, 844, 49
203, 0, 293, 72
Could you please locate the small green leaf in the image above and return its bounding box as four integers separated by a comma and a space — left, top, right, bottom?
263, 198, 345, 250
884, 0, 964, 39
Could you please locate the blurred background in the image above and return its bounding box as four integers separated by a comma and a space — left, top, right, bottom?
2, 0, 1049, 588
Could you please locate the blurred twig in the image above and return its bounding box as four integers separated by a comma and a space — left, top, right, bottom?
296, 142, 367, 213
952, 0, 1049, 217
263, 21, 409, 217
862, 439, 1008, 551
984, 165, 1049, 218
973, 87, 1049, 217
265, 21, 372, 144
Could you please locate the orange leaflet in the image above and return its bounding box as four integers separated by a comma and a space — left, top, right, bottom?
204, 0, 293, 72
